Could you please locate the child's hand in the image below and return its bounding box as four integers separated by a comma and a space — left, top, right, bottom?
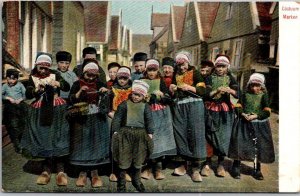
148, 134, 153, 139
179, 84, 190, 91
153, 90, 163, 98
49, 80, 60, 88
99, 87, 108, 93
6, 97, 15, 104
247, 114, 258, 121
108, 111, 115, 119
169, 84, 177, 93
80, 85, 89, 92
15, 99, 23, 104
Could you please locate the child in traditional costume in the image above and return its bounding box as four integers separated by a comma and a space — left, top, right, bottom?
68, 59, 110, 188
204, 55, 239, 177
131, 52, 147, 81
161, 57, 175, 89
111, 80, 154, 192
140, 59, 176, 180
20, 53, 70, 186
2, 69, 26, 153
228, 73, 275, 180
169, 51, 207, 182
108, 66, 132, 182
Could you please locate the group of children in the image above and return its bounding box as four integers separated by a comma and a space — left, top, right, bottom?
2, 47, 275, 192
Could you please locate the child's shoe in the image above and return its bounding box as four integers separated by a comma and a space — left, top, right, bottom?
56, 172, 68, 186
91, 170, 103, 188
216, 165, 226, 177
109, 173, 118, 182
125, 173, 132, 182
173, 165, 186, 176
141, 168, 152, 179
200, 165, 211, 177
253, 170, 264, 180
36, 171, 51, 185
76, 171, 87, 187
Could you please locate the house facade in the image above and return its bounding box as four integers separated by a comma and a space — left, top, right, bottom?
178, 2, 219, 68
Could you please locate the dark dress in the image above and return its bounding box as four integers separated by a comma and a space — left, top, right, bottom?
204, 73, 239, 157
228, 92, 275, 163
111, 100, 154, 169
141, 78, 177, 159
171, 67, 207, 160
68, 79, 110, 166
21, 70, 70, 158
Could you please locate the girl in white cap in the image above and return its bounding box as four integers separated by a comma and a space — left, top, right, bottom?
111, 80, 154, 192
228, 73, 275, 180
140, 59, 176, 181
203, 54, 239, 178
169, 51, 207, 182
20, 52, 71, 186
68, 59, 110, 188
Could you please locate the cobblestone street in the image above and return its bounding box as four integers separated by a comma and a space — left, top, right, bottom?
2, 113, 279, 193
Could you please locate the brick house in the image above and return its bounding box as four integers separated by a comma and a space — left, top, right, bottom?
107, 13, 122, 65
132, 34, 152, 57
178, 2, 219, 68
83, 1, 111, 67
149, 13, 170, 62
167, 5, 186, 58
207, 2, 274, 88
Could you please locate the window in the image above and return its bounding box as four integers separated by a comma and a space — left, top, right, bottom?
225, 3, 233, 20
211, 47, 219, 62
232, 39, 243, 68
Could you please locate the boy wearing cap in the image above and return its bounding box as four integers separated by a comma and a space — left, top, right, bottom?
111, 80, 154, 192
73, 47, 106, 84
107, 62, 121, 89
228, 73, 275, 180
2, 69, 26, 153
204, 54, 239, 178
162, 57, 175, 89
56, 51, 78, 102
20, 53, 71, 186
68, 59, 110, 188
131, 52, 147, 81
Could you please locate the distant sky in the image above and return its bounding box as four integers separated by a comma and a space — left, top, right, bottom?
111, 0, 185, 34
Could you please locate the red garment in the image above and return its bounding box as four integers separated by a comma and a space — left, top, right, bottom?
163, 76, 172, 89
79, 79, 98, 104
107, 80, 114, 89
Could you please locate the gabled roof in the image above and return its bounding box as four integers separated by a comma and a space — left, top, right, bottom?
83, 1, 110, 43
109, 15, 120, 50
256, 2, 273, 31
197, 2, 219, 40
150, 25, 168, 44
172, 6, 186, 42
151, 13, 170, 30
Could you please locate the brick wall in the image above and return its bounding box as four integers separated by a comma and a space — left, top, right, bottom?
5, 1, 20, 62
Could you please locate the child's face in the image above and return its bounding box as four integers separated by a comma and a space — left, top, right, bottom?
147, 68, 158, 80
37, 65, 50, 76
250, 83, 262, 94
7, 77, 18, 86
108, 67, 119, 81
117, 76, 129, 87
84, 53, 96, 60
200, 67, 212, 78
132, 92, 144, 103
215, 64, 227, 76
58, 61, 70, 72
177, 61, 189, 74
163, 65, 174, 77
134, 61, 146, 73
83, 72, 97, 83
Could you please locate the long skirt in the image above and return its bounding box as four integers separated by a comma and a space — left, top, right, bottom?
21, 104, 69, 158
205, 110, 234, 157
112, 127, 153, 169
228, 118, 275, 163
172, 97, 207, 160
69, 113, 110, 166
149, 105, 177, 159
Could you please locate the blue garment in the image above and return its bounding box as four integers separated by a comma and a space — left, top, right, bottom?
58, 70, 78, 99
2, 82, 26, 100
131, 72, 144, 81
